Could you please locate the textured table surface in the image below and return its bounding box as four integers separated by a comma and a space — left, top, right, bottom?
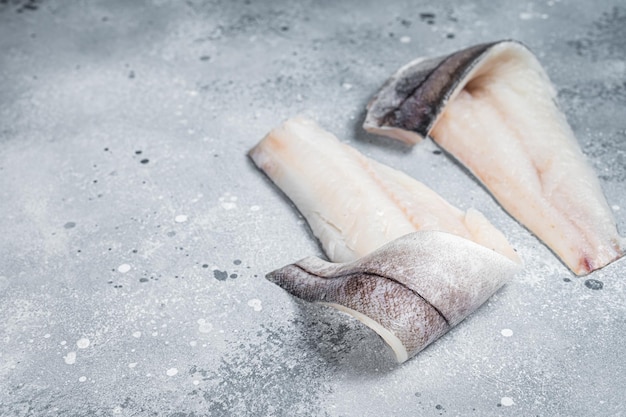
1, 1, 625, 416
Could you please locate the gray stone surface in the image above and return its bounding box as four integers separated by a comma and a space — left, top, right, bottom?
0, 0, 624, 416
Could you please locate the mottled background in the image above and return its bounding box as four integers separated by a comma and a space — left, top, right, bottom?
0, 0, 625, 416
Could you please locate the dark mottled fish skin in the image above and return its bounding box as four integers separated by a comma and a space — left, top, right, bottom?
267, 263, 450, 358
266, 231, 519, 362
366, 40, 512, 138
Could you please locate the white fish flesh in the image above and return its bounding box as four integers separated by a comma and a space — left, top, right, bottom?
249, 116, 520, 263
364, 40, 624, 275
250, 117, 521, 362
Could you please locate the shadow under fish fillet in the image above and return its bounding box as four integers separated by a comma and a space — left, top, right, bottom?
249, 116, 520, 264
364, 40, 624, 275
267, 231, 520, 362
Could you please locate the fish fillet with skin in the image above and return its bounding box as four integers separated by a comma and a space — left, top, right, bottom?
249, 116, 519, 264
267, 231, 520, 363
364, 40, 624, 275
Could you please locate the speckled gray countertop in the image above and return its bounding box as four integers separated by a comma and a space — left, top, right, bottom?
1, 1, 625, 416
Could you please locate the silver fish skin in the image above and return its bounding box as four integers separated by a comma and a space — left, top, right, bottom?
364, 40, 624, 275
267, 231, 520, 363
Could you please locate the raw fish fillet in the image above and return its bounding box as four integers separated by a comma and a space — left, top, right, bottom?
267, 231, 520, 362
249, 116, 519, 263
364, 40, 624, 275
250, 117, 520, 362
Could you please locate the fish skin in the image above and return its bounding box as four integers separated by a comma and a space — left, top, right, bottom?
364, 41, 503, 142
267, 262, 450, 362
364, 40, 624, 275
267, 231, 520, 362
